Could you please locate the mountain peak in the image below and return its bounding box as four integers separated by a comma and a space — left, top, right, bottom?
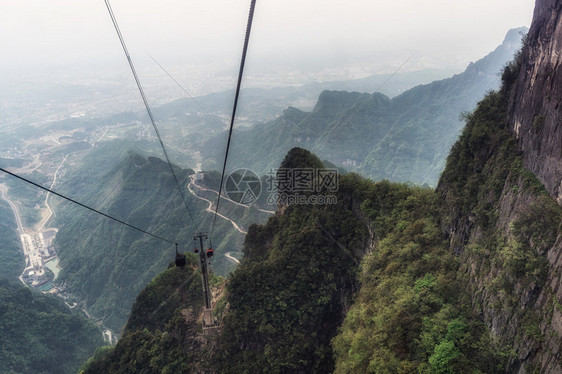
503, 26, 529, 44
464, 27, 526, 75
313, 90, 371, 113
279, 147, 324, 171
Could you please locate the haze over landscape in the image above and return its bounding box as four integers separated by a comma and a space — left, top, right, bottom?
4, 0, 562, 373
1, 1, 533, 114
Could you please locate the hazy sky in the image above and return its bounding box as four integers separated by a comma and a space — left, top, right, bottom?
0, 0, 535, 82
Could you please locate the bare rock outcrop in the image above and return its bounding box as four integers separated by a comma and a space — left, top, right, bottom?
508, 0, 562, 205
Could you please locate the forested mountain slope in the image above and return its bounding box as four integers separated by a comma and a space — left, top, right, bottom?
52, 141, 266, 332
437, 0, 562, 370
0, 279, 103, 374
0, 202, 24, 280
82, 149, 502, 373
80, 256, 208, 373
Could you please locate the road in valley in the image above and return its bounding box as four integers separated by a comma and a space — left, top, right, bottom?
37, 154, 68, 231
225, 252, 241, 265
187, 175, 248, 235
0, 184, 25, 235
191, 176, 275, 214
0, 184, 45, 284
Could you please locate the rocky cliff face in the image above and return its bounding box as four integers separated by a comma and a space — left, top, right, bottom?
438, 1, 562, 372
508, 0, 562, 205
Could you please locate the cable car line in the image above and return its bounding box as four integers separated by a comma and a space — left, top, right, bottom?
0, 167, 176, 245
145, 52, 257, 163
211, 0, 257, 240
104, 0, 200, 233
145, 51, 228, 133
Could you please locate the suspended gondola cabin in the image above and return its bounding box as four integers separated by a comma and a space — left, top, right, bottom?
175, 252, 186, 267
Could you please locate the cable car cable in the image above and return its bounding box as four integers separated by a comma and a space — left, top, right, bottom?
145, 51, 227, 134
0, 167, 176, 244
104, 0, 200, 233
210, 0, 257, 239
145, 52, 257, 163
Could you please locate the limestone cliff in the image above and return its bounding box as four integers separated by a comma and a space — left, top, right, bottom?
438, 0, 562, 372
508, 0, 562, 204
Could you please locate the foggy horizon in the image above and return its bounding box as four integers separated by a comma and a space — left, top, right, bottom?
1, 1, 534, 74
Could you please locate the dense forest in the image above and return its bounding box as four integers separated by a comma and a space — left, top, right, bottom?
0, 202, 24, 280
215, 150, 504, 373
80, 255, 209, 373
82, 147, 509, 373
0, 279, 103, 374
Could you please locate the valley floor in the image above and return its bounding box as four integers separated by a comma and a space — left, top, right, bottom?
0, 181, 114, 345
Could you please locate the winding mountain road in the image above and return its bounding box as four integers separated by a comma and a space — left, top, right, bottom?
190, 176, 275, 215
37, 154, 68, 231
187, 175, 248, 235
0, 184, 24, 235
225, 251, 241, 265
